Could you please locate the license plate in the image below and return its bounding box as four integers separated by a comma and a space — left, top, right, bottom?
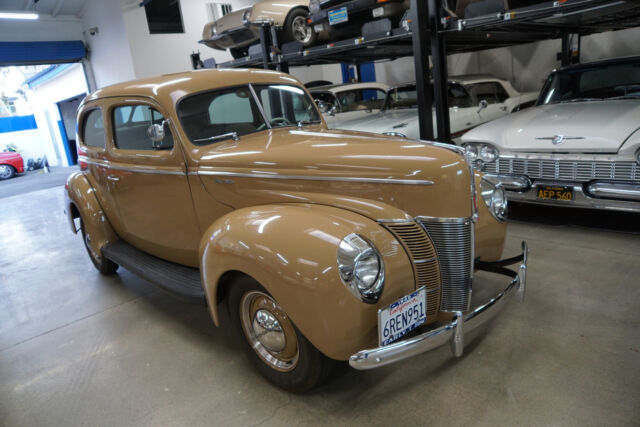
328, 7, 348, 25
379, 287, 427, 346
536, 185, 574, 201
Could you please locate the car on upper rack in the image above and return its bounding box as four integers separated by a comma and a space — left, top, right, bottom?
334, 75, 538, 141
308, 81, 390, 127
201, 1, 320, 59
65, 68, 528, 392
0, 151, 24, 180
461, 56, 640, 213
308, 0, 410, 41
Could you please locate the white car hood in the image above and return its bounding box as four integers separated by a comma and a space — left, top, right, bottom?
463, 100, 640, 153
334, 109, 420, 135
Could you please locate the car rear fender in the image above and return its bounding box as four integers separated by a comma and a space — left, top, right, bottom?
199, 203, 415, 360
65, 172, 118, 256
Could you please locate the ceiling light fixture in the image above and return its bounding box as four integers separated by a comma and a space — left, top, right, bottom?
0, 12, 39, 20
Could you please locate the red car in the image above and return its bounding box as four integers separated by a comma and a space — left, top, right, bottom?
0, 152, 24, 180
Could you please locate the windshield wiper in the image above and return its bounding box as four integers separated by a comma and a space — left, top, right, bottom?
558, 98, 602, 103
193, 131, 239, 143
606, 94, 640, 100
297, 120, 321, 127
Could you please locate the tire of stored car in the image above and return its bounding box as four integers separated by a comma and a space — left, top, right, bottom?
0, 164, 16, 180
229, 47, 248, 59
227, 275, 333, 392
80, 218, 119, 275
284, 8, 317, 47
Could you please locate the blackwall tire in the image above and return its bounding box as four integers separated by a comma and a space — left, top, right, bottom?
284, 8, 317, 47
80, 219, 119, 275
227, 275, 333, 392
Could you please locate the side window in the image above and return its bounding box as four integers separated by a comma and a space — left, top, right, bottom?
494, 83, 509, 103
448, 83, 473, 108
112, 105, 174, 151
82, 109, 105, 148
468, 83, 499, 104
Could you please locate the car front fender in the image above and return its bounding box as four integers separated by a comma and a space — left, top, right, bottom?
199, 203, 414, 360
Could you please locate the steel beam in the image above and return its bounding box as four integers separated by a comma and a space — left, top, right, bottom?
410, 0, 434, 141
428, 0, 450, 143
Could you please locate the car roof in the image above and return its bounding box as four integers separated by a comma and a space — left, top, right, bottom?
554, 55, 640, 73
309, 82, 390, 93
82, 69, 302, 107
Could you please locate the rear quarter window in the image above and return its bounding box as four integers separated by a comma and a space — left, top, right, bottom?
82, 109, 105, 148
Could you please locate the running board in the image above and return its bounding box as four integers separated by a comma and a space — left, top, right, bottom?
102, 240, 206, 305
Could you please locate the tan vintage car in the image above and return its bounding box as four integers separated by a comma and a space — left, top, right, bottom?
65, 69, 528, 392
201, 0, 317, 59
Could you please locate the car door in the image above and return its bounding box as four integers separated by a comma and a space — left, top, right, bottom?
466, 82, 509, 124
104, 97, 201, 267
447, 83, 479, 139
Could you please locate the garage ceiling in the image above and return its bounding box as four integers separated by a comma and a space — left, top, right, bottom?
0, 0, 86, 16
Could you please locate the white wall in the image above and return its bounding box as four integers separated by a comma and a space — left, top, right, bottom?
0, 129, 46, 165
0, 15, 83, 42
26, 64, 89, 166
122, 0, 255, 79
80, 0, 136, 88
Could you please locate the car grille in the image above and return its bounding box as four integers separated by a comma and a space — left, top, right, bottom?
384, 218, 473, 315
484, 158, 639, 182
417, 217, 473, 313
383, 222, 441, 317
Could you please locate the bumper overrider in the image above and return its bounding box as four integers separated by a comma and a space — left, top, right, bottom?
349, 241, 528, 370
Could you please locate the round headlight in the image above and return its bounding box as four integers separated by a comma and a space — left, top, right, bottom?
464, 144, 478, 161
479, 144, 498, 163
480, 179, 507, 222
337, 233, 384, 303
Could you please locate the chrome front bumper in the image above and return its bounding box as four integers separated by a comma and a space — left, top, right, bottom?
349, 242, 528, 370
485, 173, 640, 213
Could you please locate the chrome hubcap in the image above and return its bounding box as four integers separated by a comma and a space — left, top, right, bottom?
240, 290, 299, 372
292, 16, 312, 44
0, 165, 11, 178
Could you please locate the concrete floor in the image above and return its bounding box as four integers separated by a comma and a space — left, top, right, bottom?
1, 186, 639, 426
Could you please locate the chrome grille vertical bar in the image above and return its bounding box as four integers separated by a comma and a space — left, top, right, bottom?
417, 217, 473, 313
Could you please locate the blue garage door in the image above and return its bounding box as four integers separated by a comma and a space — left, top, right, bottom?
0, 41, 86, 66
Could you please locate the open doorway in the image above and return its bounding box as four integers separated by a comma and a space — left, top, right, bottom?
57, 94, 85, 166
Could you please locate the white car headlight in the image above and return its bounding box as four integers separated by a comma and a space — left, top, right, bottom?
464, 143, 499, 167
337, 233, 384, 303
480, 179, 508, 222
309, 0, 321, 14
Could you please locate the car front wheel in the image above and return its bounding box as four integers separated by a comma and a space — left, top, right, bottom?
80, 218, 119, 275
0, 164, 16, 180
228, 276, 333, 392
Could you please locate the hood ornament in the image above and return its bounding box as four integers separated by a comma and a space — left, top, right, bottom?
536, 135, 585, 145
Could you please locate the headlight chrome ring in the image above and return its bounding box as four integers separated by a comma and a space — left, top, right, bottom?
337, 233, 384, 303
480, 179, 508, 222
464, 143, 499, 168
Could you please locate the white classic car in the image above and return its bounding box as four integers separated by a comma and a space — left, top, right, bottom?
309, 82, 390, 128
462, 56, 640, 212
332, 75, 538, 141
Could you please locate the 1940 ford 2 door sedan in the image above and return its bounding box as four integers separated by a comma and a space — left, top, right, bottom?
65, 69, 528, 392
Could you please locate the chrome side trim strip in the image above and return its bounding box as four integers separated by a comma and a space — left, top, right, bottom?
81, 156, 186, 176
197, 170, 435, 185
415, 215, 470, 223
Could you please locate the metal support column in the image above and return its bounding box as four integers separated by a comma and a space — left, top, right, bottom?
410, 0, 434, 141
258, 24, 271, 69
428, 0, 450, 143
560, 33, 571, 67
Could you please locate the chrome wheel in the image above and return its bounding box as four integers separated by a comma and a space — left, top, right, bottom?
240, 290, 299, 372
291, 15, 313, 44
0, 165, 14, 179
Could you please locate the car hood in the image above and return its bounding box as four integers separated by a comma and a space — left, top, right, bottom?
334, 109, 420, 135
462, 100, 640, 153
193, 126, 473, 219
0, 152, 22, 160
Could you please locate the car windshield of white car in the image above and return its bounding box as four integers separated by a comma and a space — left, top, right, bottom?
334, 89, 386, 112
254, 84, 322, 127
540, 61, 640, 105
385, 83, 472, 110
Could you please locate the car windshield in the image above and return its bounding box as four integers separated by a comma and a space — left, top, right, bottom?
333, 88, 386, 112
177, 84, 321, 145
539, 61, 640, 105
384, 83, 473, 110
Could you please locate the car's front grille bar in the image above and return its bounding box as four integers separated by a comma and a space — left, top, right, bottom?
484, 158, 639, 182
416, 217, 473, 313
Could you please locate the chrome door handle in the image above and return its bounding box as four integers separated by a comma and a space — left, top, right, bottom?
107, 175, 120, 182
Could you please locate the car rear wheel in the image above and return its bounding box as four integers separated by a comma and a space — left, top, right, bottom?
285, 8, 316, 47
227, 275, 333, 392
0, 164, 16, 180
80, 218, 119, 275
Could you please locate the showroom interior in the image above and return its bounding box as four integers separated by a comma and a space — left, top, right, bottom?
1, 0, 639, 425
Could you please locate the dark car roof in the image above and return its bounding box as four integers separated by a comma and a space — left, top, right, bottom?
555, 55, 640, 73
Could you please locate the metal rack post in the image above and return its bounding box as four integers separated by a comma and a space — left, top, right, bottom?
258, 24, 271, 69
428, 0, 451, 143
410, 0, 435, 141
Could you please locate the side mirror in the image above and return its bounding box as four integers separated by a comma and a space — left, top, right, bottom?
329, 105, 337, 116
477, 99, 488, 113
316, 99, 329, 113
147, 120, 168, 148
